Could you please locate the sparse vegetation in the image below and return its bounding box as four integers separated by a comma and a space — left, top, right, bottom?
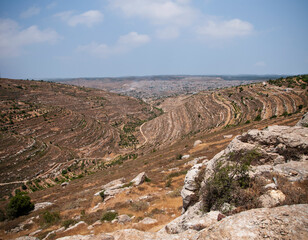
101, 211, 118, 221
41, 210, 61, 226
201, 150, 263, 213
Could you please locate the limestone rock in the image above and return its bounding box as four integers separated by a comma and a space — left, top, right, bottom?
139, 217, 158, 225
164, 202, 220, 234
57, 233, 114, 240
181, 154, 190, 160
195, 204, 308, 240
110, 228, 197, 240
131, 172, 147, 186
296, 112, 308, 127
259, 190, 286, 208
14, 237, 39, 240
94, 177, 128, 198
117, 214, 131, 224
181, 163, 204, 211
34, 202, 53, 211
193, 140, 202, 147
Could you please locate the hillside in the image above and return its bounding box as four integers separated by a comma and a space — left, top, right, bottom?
0, 79, 161, 197
142, 75, 308, 148
0, 75, 307, 239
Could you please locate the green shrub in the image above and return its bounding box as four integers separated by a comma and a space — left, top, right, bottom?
42, 211, 60, 225
101, 211, 118, 221
62, 219, 76, 229
99, 190, 105, 201
165, 179, 172, 188
254, 114, 261, 121
144, 176, 151, 182
201, 150, 258, 213
0, 209, 6, 221
121, 182, 133, 188
6, 193, 34, 219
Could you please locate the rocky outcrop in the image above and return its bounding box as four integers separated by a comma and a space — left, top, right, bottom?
163, 202, 220, 234
94, 178, 128, 199
182, 124, 308, 212
139, 217, 158, 225
54, 204, 308, 240
117, 214, 131, 224
181, 163, 205, 212
131, 172, 147, 186
296, 112, 308, 127
56, 233, 114, 240
34, 202, 53, 211
195, 204, 308, 240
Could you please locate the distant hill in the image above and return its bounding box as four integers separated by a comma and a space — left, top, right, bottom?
51, 75, 285, 99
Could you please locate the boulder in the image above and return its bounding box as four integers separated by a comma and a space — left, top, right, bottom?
181, 155, 190, 160
15, 237, 39, 240
163, 202, 220, 234
117, 214, 131, 224
193, 140, 202, 147
34, 202, 53, 211
296, 112, 308, 127
195, 204, 308, 240
131, 172, 147, 186
94, 178, 127, 197
259, 190, 286, 208
61, 182, 69, 187
181, 163, 204, 211
110, 228, 197, 240
57, 234, 114, 240
139, 217, 158, 225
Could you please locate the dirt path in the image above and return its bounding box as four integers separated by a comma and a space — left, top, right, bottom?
138, 122, 148, 147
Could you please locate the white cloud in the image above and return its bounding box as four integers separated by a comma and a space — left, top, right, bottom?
55, 10, 103, 27
20, 6, 40, 18
110, 0, 196, 25
47, 2, 57, 9
0, 19, 60, 57
110, 0, 198, 39
78, 32, 150, 57
255, 61, 266, 67
156, 26, 180, 39
196, 19, 253, 38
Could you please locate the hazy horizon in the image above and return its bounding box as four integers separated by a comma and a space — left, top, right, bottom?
1, 0, 307, 79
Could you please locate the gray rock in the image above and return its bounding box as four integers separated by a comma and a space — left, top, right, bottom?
195, 204, 308, 240
34, 202, 53, 211
164, 202, 220, 234
14, 237, 39, 240
193, 140, 202, 147
181, 163, 204, 212
117, 214, 131, 224
259, 190, 286, 208
131, 172, 147, 186
296, 112, 308, 127
181, 154, 190, 160
139, 217, 158, 225
57, 234, 114, 240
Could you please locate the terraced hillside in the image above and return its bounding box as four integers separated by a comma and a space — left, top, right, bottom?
0, 79, 161, 196
142, 76, 308, 148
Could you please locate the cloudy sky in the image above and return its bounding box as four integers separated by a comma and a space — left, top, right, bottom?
0, 0, 307, 79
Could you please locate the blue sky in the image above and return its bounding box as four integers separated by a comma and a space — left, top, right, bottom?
0, 0, 307, 79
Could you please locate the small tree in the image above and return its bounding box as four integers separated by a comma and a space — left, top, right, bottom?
7, 193, 34, 219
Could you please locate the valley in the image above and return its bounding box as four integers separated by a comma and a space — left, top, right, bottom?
0, 75, 307, 240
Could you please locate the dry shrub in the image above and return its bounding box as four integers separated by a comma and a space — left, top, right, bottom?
150, 207, 165, 215
275, 176, 308, 205
130, 201, 149, 212
168, 187, 182, 198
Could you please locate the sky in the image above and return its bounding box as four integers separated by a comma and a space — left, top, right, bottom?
0, 0, 307, 79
